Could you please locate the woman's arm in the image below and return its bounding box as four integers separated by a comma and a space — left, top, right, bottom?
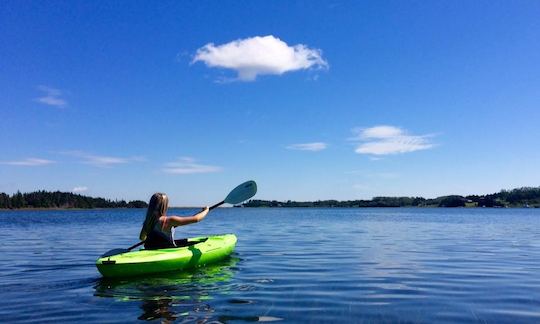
159, 207, 209, 230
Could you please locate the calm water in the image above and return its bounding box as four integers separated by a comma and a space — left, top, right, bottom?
1, 208, 539, 323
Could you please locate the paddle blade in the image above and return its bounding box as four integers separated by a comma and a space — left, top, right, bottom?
224, 180, 257, 205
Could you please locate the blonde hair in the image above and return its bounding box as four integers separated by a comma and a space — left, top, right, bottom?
139, 193, 169, 241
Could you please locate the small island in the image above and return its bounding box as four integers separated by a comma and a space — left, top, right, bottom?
0, 190, 148, 209
241, 187, 540, 208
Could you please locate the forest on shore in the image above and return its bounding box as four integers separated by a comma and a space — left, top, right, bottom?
0, 190, 148, 209
2, 186, 540, 209
242, 187, 540, 208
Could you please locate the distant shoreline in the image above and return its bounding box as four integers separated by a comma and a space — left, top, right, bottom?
237, 206, 531, 209
242, 187, 540, 208
235, 205, 538, 209
1, 186, 540, 210
1, 205, 538, 211
0, 207, 145, 211
0, 206, 228, 211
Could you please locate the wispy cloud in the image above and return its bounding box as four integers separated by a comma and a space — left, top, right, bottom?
351, 126, 436, 156
72, 186, 88, 193
286, 142, 328, 152
35, 85, 67, 107
0, 158, 55, 166
163, 157, 222, 174
192, 35, 328, 81
62, 151, 145, 167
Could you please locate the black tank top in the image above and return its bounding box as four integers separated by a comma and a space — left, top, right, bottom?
144, 222, 176, 250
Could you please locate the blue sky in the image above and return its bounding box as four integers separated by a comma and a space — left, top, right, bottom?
1, 1, 539, 205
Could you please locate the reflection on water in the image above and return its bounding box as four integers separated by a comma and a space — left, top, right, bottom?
94, 257, 239, 322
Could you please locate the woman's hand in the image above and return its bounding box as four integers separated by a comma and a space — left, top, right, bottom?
196, 206, 210, 222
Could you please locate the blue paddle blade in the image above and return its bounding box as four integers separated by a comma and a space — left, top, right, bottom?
224, 180, 257, 205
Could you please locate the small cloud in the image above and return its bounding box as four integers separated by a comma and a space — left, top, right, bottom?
72, 186, 88, 193
286, 142, 328, 152
62, 151, 144, 167
163, 157, 222, 175
192, 35, 328, 81
35, 85, 67, 107
351, 125, 403, 140
351, 126, 436, 156
86, 156, 128, 166
0, 158, 55, 166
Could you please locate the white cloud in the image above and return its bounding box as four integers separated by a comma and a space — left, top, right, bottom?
192, 35, 328, 81
353, 125, 404, 140
163, 157, 222, 174
0, 158, 55, 166
35, 85, 67, 107
286, 142, 328, 152
62, 151, 144, 167
72, 186, 88, 193
84, 155, 130, 166
351, 126, 435, 156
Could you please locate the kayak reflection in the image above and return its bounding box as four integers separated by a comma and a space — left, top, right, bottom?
94, 256, 239, 322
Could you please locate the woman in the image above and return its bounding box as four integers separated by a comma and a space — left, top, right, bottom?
139, 193, 209, 250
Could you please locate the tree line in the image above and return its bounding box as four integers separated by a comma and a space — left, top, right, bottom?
0, 190, 148, 209
242, 187, 540, 208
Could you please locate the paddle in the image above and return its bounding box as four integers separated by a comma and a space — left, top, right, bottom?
100, 180, 257, 258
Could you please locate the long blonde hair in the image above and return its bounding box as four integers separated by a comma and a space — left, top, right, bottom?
139, 193, 169, 240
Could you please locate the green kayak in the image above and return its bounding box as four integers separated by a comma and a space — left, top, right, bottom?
96, 234, 237, 278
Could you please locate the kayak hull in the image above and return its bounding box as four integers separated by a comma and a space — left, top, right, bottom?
96, 234, 237, 278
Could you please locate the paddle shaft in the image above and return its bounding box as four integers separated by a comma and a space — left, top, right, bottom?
127, 240, 145, 251
209, 200, 225, 210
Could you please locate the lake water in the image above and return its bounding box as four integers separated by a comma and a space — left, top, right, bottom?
1, 208, 539, 323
